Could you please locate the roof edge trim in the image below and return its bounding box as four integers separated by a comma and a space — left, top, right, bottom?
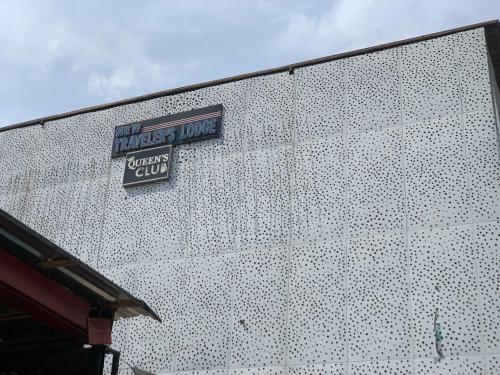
1, 19, 498, 133
0, 208, 161, 323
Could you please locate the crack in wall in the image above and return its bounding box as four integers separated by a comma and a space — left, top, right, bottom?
434, 307, 445, 362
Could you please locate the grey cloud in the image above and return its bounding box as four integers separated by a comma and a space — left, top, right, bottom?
0, 0, 498, 126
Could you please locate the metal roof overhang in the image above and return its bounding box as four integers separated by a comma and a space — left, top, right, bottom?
0, 208, 161, 325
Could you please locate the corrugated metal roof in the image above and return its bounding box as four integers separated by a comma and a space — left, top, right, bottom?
0, 208, 161, 322
1, 19, 499, 133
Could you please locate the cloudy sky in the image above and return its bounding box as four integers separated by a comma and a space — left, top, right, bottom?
0, 0, 498, 126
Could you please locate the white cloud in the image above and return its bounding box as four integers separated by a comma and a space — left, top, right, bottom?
0, 1, 203, 101
0, 7, 101, 73
0, 0, 498, 126
88, 68, 138, 99
274, 0, 498, 59
87, 59, 200, 100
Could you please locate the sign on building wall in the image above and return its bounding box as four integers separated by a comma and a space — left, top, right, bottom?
112, 104, 223, 158
122, 145, 173, 187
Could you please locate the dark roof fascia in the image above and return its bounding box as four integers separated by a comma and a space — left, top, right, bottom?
485, 22, 500, 88
0, 208, 161, 322
1, 19, 499, 133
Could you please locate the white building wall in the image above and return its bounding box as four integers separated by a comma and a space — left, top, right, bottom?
1, 27, 499, 374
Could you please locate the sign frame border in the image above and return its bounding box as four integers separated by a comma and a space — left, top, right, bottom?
122, 144, 173, 188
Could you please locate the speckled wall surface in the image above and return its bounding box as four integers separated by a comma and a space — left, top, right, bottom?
1, 27, 499, 375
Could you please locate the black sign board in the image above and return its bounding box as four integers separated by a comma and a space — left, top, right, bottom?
122, 145, 173, 187
112, 104, 223, 158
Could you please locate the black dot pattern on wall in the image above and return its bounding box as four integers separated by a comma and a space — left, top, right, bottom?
176, 254, 234, 371
287, 240, 346, 364
476, 222, 500, 354
347, 127, 405, 237
409, 226, 480, 358
345, 49, 401, 134
295, 60, 345, 141
484, 355, 500, 374
291, 136, 345, 244
456, 28, 492, 113
349, 359, 412, 375
415, 355, 483, 374
240, 146, 292, 251
190, 154, 243, 257
230, 247, 288, 368
229, 367, 285, 375
347, 233, 411, 361
400, 34, 461, 124
126, 260, 185, 369
404, 115, 470, 230
288, 363, 346, 375
464, 110, 500, 222
242, 74, 294, 152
